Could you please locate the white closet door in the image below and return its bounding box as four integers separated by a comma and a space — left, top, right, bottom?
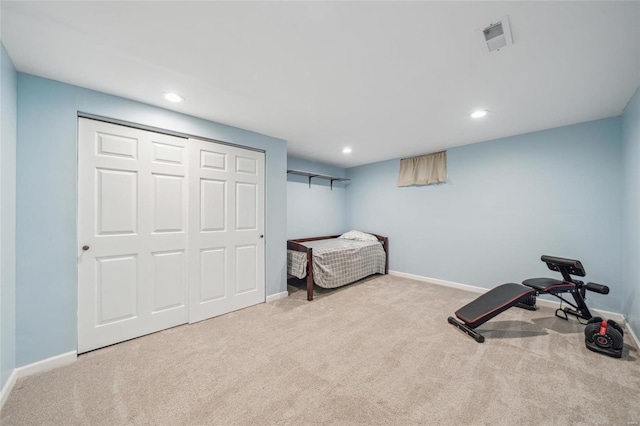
188, 138, 265, 323
78, 118, 189, 353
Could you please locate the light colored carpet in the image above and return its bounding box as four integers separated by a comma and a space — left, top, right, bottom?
2, 274, 639, 425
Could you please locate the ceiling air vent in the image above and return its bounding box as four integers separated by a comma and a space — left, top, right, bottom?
477, 16, 513, 53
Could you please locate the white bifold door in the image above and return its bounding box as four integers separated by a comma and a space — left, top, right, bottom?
78, 118, 264, 353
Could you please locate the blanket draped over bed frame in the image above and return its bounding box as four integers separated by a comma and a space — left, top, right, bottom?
287, 233, 389, 301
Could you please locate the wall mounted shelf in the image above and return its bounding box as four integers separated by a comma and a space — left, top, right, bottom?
287, 169, 350, 190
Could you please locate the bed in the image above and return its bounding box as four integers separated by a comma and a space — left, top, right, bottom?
287, 231, 389, 301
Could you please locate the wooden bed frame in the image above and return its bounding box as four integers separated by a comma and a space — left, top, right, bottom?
287, 233, 389, 301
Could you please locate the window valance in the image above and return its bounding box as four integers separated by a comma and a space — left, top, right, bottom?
397, 151, 447, 187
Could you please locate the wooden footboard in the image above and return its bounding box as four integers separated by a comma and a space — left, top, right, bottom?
287, 233, 389, 301
287, 240, 314, 301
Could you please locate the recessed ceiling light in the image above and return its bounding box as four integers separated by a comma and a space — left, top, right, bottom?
470, 110, 488, 119
342, 147, 352, 154
162, 92, 185, 103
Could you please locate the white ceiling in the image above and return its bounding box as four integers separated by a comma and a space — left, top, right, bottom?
2, 1, 639, 168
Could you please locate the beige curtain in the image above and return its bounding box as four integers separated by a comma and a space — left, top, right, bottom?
397, 151, 447, 187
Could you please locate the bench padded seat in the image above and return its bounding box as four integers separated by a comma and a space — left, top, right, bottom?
455, 283, 536, 329
522, 277, 576, 294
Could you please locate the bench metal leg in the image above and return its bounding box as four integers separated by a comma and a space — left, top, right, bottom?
448, 316, 485, 343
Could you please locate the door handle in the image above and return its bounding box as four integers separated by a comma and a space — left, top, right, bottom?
260, 235, 264, 238
82, 245, 90, 251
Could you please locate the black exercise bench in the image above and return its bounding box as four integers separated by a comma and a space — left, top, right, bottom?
448, 255, 609, 342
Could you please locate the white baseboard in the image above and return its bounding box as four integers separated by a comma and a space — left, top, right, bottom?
16, 351, 77, 378
589, 308, 625, 324
266, 291, 288, 303
389, 270, 487, 294
389, 269, 635, 338
625, 320, 640, 350
0, 351, 77, 411
0, 369, 18, 410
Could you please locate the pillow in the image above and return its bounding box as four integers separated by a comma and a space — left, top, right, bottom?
338, 230, 378, 242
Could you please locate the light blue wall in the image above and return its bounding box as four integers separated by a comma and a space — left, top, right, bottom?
16, 73, 287, 367
0, 44, 17, 390
346, 118, 623, 313
622, 86, 640, 336
287, 157, 348, 239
